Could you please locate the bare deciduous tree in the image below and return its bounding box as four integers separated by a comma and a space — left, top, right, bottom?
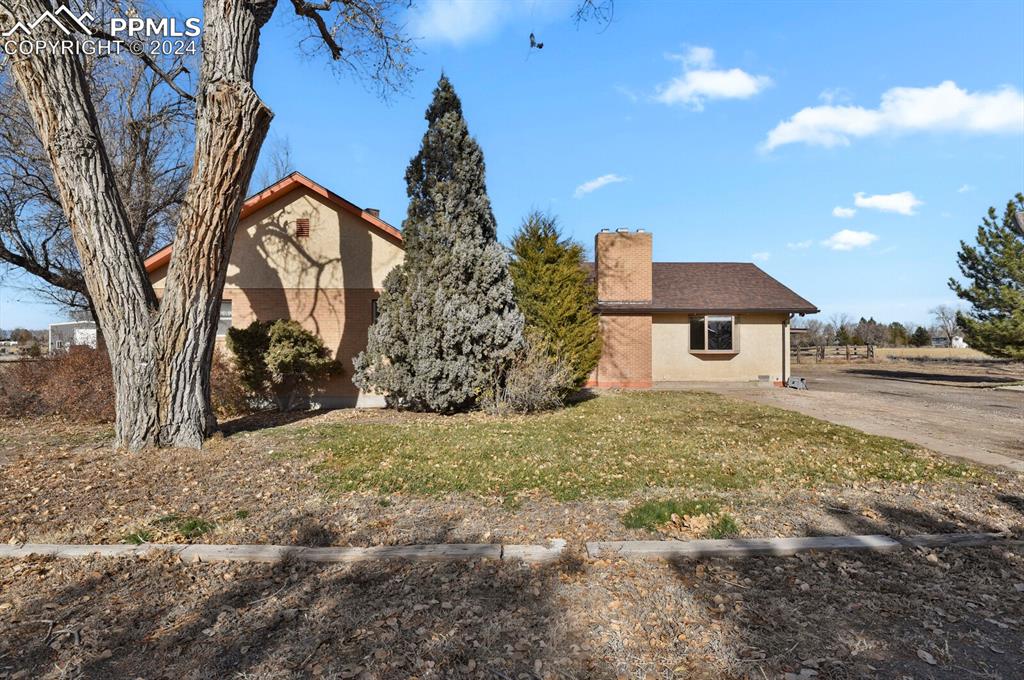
0, 46, 192, 317
930, 304, 961, 345
0, 0, 414, 449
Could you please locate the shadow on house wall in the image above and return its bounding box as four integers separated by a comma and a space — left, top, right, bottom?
224, 188, 395, 404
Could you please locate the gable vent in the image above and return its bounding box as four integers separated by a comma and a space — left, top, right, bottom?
295, 218, 310, 238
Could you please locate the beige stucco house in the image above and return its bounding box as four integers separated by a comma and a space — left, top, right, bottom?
589, 229, 817, 389
146, 173, 816, 406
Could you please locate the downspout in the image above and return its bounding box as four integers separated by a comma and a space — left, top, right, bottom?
782, 315, 789, 383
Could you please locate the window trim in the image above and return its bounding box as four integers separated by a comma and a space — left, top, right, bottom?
689, 314, 739, 354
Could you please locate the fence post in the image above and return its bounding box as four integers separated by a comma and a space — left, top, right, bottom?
845, 345, 850, 361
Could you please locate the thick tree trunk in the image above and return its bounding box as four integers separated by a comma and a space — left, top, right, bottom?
154, 0, 274, 447
3, 0, 276, 449
4, 0, 161, 449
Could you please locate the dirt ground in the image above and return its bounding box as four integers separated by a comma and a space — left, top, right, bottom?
2, 542, 1022, 679
2, 382, 1023, 678
696, 359, 1024, 469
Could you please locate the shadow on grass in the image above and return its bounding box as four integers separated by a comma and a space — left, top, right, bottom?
1, 536, 605, 679
668, 501, 1024, 679
218, 409, 326, 436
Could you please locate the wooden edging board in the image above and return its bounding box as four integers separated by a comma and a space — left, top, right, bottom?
0, 534, 1013, 565
0, 539, 568, 565
585, 532, 1012, 559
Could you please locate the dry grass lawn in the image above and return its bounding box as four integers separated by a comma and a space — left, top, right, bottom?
293, 391, 976, 500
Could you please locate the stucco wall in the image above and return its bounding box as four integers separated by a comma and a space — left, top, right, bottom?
149, 187, 404, 406
651, 313, 790, 382
150, 187, 403, 291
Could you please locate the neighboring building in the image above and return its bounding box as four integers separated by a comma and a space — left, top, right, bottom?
931, 334, 968, 349
145, 173, 817, 406
48, 321, 98, 353
588, 229, 817, 388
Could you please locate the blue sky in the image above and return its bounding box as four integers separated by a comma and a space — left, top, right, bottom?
2, 0, 1022, 329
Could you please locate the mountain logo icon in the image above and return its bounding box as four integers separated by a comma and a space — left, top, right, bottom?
2, 6, 95, 37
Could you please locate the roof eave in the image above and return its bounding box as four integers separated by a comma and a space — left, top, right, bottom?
597, 305, 820, 315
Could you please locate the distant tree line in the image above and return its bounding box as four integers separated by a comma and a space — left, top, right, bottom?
795, 309, 961, 349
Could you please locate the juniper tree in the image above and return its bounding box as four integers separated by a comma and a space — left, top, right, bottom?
949, 193, 1024, 360
510, 211, 601, 392
354, 75, 523, 412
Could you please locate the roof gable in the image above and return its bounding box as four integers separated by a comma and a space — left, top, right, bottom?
144, 172, 402, 273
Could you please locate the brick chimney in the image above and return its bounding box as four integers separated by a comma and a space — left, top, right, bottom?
595, 228, 652, 303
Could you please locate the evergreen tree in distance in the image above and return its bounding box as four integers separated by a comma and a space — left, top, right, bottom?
354, 75, 523, 411
510, 211, 601, 393
949, 193, 1024, 360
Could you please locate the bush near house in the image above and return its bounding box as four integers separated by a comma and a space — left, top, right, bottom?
510, 211, 601, 395
226, 320, 340, 411
480, 331, 572, 414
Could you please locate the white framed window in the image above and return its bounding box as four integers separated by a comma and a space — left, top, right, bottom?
689, 315, 737, 353
217, 300, 233, 336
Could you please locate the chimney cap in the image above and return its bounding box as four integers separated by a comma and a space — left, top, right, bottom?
600, 228, 610, 233
616, 227, 629, 233
365, 208, 380, 217
636, 228, 646, 233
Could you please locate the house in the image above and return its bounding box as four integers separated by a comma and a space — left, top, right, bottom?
145, 173, 817, 406
588, 229, 817, 388
931, 334, 968, 349
146, 173, 403, 407
48, 320, 98, 353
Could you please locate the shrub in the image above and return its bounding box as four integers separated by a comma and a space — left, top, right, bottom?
0, 346, 253, 423
510, 211, 601, 394
226, 320, 340, 411
210, 351, 252, 418
481, 332, 571, 415
0, 346, 114, 422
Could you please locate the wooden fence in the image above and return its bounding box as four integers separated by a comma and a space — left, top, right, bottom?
792, 344, 875, 363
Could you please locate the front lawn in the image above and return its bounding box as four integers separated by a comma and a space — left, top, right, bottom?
296, 391, 976, 500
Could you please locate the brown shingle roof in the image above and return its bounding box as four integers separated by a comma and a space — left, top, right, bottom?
588, 262, 818, 314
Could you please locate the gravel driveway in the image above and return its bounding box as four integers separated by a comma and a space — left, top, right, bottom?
686, 361, 1024, 471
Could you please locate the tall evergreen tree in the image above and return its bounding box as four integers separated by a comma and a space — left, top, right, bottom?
948, 193, 1024, 360
354, 75, 523, 411
510, 211, 601, 392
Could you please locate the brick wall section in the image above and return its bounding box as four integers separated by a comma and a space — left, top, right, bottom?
594, 314, 652, 388
217, 287, 377, 398
595, 230, 652, 302
592, 230, 653, 388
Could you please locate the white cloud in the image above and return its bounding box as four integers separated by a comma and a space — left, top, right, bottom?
832, 206, 856, 218
957, 184, 974, 193
654, 46, 772, 110
752, 251, 771, 262
822, 229, 879, 251
409, 0, 516, 45
854, 191, 922, 216
762, 81, 1024, 151
574, 173, 627, 198
787, 239, 814, 250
